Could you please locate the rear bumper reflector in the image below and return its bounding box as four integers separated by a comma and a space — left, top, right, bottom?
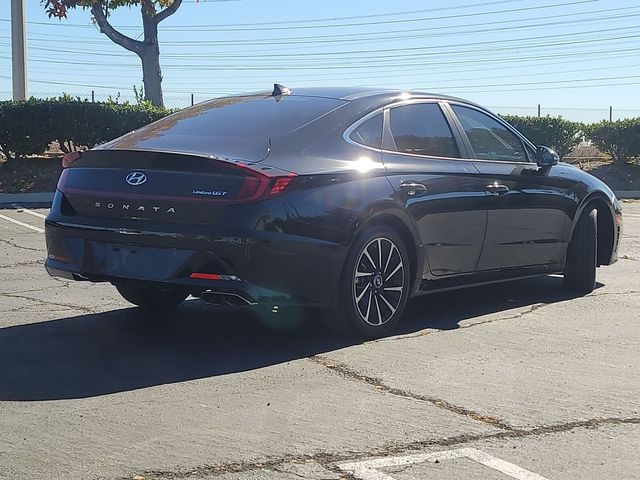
189, 273, 242, 282
47, 254, 70, 263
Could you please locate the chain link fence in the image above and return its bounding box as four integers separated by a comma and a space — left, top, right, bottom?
491, 105, 640, 123
1, 91, 640, 121
0, 91, 204, 110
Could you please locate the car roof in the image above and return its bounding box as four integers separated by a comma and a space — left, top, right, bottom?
238, 86, 481, 110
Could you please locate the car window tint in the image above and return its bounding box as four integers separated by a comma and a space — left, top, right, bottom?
141, 95, 347, 139
451, 105, 527, 162
388, 103, 460, 158
349, 114, 383, 149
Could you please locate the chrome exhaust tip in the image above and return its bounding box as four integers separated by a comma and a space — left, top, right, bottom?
200, 292, 224, 305
200, 290, 256, 307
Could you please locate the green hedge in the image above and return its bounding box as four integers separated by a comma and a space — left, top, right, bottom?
0, 98, 169, 162
499, 115, 584, 159
586, 119, 640, 164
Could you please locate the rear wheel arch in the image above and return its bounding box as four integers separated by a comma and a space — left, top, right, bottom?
354, 210, 422, 295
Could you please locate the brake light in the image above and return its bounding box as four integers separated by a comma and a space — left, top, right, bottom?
234, 172, 296, 203
62, 151, 81, 168
270, 175, 296, 196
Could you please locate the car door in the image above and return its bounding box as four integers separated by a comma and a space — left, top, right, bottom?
379, 100, 488, 278
446, 103, 577, 271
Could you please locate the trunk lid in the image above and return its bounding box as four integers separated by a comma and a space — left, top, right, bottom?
58, 150, 290, 225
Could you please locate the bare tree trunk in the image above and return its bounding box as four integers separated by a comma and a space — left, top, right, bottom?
139, 48, 163, 107
91, 0, 183, 109
140, 6, 163, 107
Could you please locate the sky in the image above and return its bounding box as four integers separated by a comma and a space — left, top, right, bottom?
1, 0, 640, 120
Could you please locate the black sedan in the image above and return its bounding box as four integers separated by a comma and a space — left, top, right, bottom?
45, 86, 623, 338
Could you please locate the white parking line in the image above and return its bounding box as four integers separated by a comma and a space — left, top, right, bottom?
338, 447, 549, 480
14, 206, 48, 220
0, 212, 45, 233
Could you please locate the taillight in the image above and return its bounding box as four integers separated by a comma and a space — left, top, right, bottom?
269, 176, 295, 196
62, 151, 81, 168
234, 172, 296, 203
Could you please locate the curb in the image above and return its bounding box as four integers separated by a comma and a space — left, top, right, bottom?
617, 191, 640, 199
0, 192, 54, 205
0, 190, 639, 206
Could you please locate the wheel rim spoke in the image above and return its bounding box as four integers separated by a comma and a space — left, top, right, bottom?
374, 294, 383, 325
377, 238, 383, 272
363, 248, 377, 270
383, 243, 396, 275
363, 290, 372, 322
356, 283, 370, 302
385, 261, 402, 282
379, 292, 397, 315
384, 286, 403, 292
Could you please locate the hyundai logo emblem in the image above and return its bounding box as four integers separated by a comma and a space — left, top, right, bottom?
125, 172, 147, 186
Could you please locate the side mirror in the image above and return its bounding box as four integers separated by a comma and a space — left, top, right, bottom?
536, 145, 559, 167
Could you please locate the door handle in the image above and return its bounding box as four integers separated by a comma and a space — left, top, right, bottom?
486, 183, 509, 195
400, 181, 427, 196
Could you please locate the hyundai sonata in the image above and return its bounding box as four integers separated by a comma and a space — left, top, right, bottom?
45, 86, 623, 337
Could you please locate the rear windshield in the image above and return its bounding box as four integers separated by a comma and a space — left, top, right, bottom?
152, 94, 347, 138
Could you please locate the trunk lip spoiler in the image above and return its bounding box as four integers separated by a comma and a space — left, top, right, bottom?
70, 145, 295, 176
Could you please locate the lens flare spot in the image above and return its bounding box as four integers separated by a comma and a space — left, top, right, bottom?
354, 156, 379, 173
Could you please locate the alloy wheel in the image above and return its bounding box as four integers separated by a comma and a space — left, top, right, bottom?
353, 237, 404, 326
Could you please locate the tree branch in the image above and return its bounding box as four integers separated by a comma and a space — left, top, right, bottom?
91, 2, 144, 54
155, 0, 183, 24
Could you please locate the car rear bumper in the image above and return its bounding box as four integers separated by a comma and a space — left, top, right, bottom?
44, 218, 345, 308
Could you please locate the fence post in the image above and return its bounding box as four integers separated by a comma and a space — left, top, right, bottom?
91, 90, 95, 102
609, 106, 613, 122
537, 104, 541, 118
191, 93, 194, 106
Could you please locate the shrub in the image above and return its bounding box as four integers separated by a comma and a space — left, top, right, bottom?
0, 98, 169, 165
0, 99, 55, 162
586, 118, 640, 164
500, 115, 584, 159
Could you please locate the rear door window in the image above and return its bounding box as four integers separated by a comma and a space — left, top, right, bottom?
388, 103, 460, 158
349, 114, 383, 149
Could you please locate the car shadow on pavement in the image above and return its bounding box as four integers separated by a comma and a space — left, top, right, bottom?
0, 275, 598, 401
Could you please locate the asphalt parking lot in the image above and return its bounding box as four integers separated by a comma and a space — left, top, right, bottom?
0, 202, 638, 480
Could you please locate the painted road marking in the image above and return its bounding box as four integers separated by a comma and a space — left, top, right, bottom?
338, 447, 549, 480
0, 212, 45, 233
14, 206, 48, 220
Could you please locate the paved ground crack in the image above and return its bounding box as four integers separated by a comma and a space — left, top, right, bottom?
123, 417, 639, 480
309, 355, 513, 431
0, 259, 45, 269
1, 283, 71, 296
375, 302, 549, 344
0, 292, 95, 313
0, 238, 43, 252
588, 289, 640, 297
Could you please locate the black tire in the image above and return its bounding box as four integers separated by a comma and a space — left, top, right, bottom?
322, 225, 411, 339
115, 283, 189, 310
563, 207, 597, 295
